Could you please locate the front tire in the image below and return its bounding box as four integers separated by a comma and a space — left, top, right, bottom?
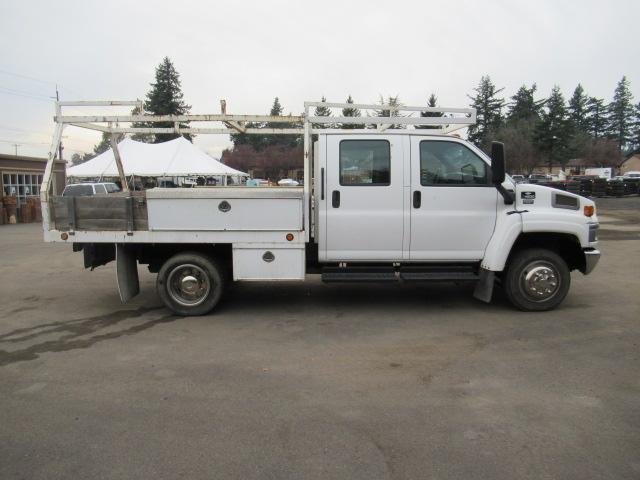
504, 248, 570, 312
157, 252, 225, 316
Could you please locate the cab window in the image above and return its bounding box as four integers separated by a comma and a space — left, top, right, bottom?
420, 141, 488, 186
340, 140, 390, 186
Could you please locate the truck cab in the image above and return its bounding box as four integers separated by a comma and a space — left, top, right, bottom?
313, 132, 599, 311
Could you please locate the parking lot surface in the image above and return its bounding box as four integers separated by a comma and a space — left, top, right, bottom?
1, 198, 639, 480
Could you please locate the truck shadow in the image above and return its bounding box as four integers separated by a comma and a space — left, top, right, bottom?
0, 306, 176, 367
221, 279, 507, 314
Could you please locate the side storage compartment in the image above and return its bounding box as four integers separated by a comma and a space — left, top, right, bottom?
232, 245, 305, 281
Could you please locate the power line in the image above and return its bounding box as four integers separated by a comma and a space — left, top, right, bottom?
0, 89, 53, 102
0, 124, 53, 136
0, 138, 49, 146
0, 85, 52, 99
0, 68, 57, 85
0, 68, 83, 96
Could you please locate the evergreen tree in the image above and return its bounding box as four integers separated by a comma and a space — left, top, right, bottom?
130, 104, 155, 143
138, 57, 192, 143
507, 84, 544, 123
633, 101, 640, 151
534, 85, 572, 170
269, 96, 283, 117
93, 131, 111, 155
265, 97, 301, 148
313, 96, 333, 128
568, 84, 590, 133
467, 75, 505, 146
585, 97, 608, 139
607, 76, 635, 150
372, 95, 404, 129
341, 95, 363, 129
416, 93, 443, 130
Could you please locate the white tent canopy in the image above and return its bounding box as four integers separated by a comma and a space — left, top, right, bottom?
67, 137, 247, 178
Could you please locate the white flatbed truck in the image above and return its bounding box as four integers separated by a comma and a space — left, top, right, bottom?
40, 100, 600, 315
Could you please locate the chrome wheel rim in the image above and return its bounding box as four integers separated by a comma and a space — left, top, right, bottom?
519, 261, 560, 302
166, 264, 211, 307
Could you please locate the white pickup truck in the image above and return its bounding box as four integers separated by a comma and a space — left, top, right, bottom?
41, 100, 600, 315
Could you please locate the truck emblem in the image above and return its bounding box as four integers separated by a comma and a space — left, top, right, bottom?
218, 201, 231, 212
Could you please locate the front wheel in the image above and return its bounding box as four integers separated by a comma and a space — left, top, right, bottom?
503, 248, 570, 312
157, 252, 225, 316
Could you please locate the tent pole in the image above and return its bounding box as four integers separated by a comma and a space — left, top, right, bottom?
110, 134, 129, 192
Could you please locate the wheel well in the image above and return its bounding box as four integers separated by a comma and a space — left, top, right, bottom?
137, 243, 232, 274
508, 232, 585, 272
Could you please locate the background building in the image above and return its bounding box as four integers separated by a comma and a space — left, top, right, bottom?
1, 153, 66, 224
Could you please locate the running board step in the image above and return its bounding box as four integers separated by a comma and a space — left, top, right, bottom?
399, 265, 478, 282
321, 266, 396, 283
321, 265, 479, 283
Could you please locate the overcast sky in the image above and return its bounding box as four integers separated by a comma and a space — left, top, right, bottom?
0, 0, 638, 159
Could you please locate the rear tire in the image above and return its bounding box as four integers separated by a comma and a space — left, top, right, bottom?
157, 252, 225, 316
504, 248, 570, 311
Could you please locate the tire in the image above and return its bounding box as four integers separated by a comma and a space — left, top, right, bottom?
156, 252, 225, 316
503, 248, 570, 312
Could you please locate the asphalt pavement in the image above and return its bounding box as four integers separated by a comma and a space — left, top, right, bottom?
1, 198, 639, 480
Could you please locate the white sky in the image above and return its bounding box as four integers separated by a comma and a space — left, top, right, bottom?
0, 0, 638, 159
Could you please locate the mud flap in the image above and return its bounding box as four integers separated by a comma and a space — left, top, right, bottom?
473, 268, 495, 303
116, 244, 139, 303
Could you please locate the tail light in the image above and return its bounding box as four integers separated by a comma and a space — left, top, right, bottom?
584, 205, 595, 217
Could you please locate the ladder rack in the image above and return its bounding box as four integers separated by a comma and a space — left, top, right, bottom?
41, 99, 476, 241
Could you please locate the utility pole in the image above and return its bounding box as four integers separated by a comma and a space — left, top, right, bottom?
13, 143, 19, 156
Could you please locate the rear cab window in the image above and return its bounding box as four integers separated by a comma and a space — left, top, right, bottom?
94, 184, 107, 194
339, 140, 390, 186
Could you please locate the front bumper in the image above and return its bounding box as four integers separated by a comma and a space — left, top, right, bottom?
582, 249, 601, 275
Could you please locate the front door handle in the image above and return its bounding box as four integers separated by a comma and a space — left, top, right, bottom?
413, 190, 421, 208
332, 190, 340, 208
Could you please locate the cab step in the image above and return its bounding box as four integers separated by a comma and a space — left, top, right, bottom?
321, 265, 478, 283
399, 265, 478, 282
321, 266, 396, 282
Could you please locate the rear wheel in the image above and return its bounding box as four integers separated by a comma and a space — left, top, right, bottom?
504, 248, 570, 311
157, 252, 225, 316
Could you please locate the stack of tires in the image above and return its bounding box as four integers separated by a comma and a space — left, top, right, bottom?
607, 180, 626, 197
566, 180, 581, 195
624, 178, 640, 195
592, 178, 607, 197
579, 177, 594, 196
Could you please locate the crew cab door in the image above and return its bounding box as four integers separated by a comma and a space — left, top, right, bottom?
409, 137, 498, 260
322, 135, 405, 261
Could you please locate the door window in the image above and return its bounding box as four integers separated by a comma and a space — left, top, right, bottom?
420, 141, 488, 186
339, 140, 390, 186
94, 184, 107, 194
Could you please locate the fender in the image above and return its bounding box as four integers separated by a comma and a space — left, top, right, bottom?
481, 209, 523, 272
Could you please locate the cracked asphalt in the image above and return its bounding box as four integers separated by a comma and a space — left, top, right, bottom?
1, 197, 639, 480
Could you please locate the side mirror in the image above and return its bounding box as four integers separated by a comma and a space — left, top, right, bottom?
490, 141, 514, 205
491, 142, 506, 185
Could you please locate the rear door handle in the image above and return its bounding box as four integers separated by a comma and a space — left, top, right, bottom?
413, 190, 421, 208
332, 190, 340, 208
